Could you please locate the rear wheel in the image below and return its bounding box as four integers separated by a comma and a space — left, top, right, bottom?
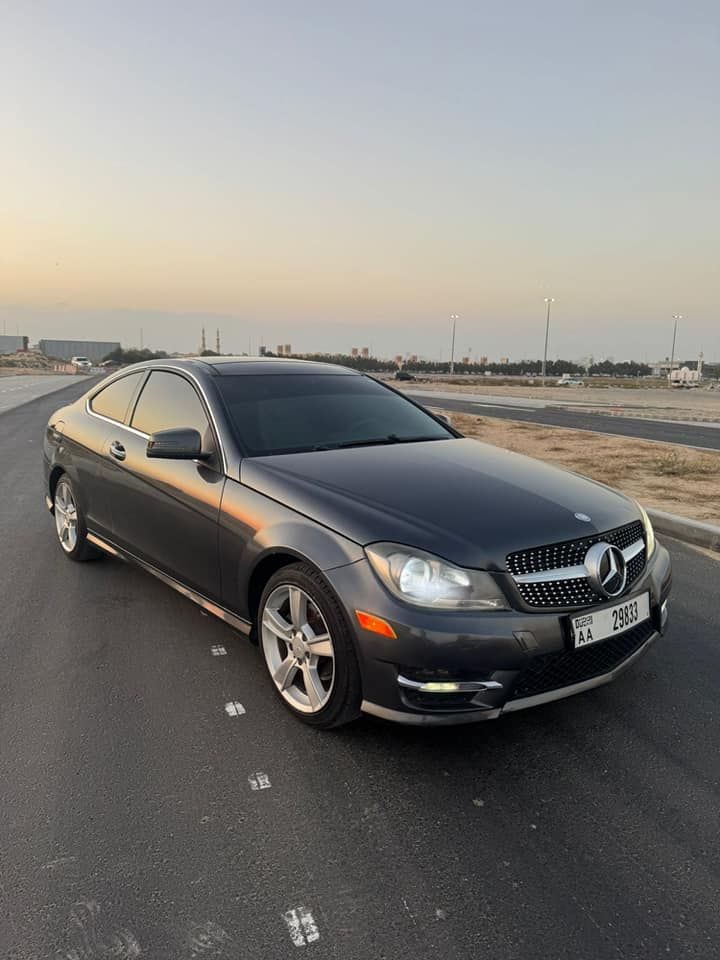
53, 476, 100, 562
259, 563, 362, 728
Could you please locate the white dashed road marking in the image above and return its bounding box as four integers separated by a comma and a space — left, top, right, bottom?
211, 645, 227, 656
186, 920, 232, 955
401, 897, 416, 924
248, 772, 271, 790
283, 907, 320, 946
224, 701, 246, 716
57, 901, 141, 959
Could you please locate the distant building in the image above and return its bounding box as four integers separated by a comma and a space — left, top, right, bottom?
479, 355, 488, 366
361, 347, 369, 358
652, 353, 704, 379
670, 366, 701, 385
393, 355, 403, 366
651, 360, 669, 377
499, 357, 510, 365
38, 339, 120, 363
259, 345, 267, 356
0, 334, 28, 354
461, 356, 470, 364
284, 344, 292, 355
409, 354, 418, 363
351, 347, 359, 358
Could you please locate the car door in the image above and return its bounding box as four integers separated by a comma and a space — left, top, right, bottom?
105, 370, 225, 601
79, 370, 147, 537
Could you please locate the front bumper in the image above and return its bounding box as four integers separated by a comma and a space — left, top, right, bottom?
326, 543, 672, 725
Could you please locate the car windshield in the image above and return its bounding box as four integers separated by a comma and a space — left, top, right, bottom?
216, 373, 453, 456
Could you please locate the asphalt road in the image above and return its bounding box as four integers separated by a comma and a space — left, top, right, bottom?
2, 380, 720, 960
407, 392, 720, 451
0, 375, 87, 414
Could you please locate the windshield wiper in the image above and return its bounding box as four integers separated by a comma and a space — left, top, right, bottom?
312, 434, 446, 451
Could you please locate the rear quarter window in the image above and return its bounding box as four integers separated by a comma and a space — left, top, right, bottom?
90, 372, 144, 423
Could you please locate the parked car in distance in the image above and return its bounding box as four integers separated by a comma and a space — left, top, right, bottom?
556, 377, 585, 386
394, 370, 416, 381
43, 357, 671, 728
71, 356, 92, 371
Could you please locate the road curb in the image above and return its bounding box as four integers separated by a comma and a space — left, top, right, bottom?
648, 508, 720, 554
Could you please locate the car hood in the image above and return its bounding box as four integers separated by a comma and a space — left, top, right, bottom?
240, 438, 640, 569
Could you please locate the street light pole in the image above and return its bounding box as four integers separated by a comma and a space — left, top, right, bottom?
449, 314, 459, 374
542, 298, 554, 385
669, 314, 682, 386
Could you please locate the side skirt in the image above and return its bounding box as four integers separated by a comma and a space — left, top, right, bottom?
86, 531, 252, 636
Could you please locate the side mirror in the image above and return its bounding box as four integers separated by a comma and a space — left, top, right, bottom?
146, 427, 206, 460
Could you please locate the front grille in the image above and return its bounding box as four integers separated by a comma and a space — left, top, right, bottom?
507, 521, 644, 576
507, 521, 646, 609
510, 620, 655, 700
626, 550, 645, 585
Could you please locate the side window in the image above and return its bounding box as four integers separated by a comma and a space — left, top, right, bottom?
131, 371, 211, 440
90, 372, 144, 423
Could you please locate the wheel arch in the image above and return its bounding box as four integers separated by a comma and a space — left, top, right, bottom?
247, 549, 308, 634
48, 465, 66, 503
235, 519, 364, 630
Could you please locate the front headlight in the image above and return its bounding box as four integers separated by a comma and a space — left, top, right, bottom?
365, 543, 509, 611
637, 503, 656, 557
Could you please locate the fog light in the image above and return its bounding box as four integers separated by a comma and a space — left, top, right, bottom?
398, 675, 503, 693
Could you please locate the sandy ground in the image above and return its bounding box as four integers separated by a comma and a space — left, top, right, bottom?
396, 380, 720, 422
442, 409, 720, 524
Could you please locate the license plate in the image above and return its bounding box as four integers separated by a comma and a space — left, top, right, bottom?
570, 593, 650, 648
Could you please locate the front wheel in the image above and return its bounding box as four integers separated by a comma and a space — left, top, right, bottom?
258, 563, 362, 728
53, 475, 101, 562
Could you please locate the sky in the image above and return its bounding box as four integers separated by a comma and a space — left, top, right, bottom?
1, 1, 718, 361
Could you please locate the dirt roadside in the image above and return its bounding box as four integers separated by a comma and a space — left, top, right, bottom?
441, 409, 720, 524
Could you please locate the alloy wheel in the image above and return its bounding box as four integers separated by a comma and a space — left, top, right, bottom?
261, 584, 335, 714
54, 478, 79, 553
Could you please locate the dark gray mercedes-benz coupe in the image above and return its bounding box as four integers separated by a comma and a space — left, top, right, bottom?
43, 357, 671, 727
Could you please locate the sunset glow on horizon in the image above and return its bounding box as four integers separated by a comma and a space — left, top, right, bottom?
2, 2, 718, 360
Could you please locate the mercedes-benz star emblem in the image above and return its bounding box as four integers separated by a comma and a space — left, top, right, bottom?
584, 542, 627, 598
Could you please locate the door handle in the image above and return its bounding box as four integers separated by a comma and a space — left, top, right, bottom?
109, 440, 126, 461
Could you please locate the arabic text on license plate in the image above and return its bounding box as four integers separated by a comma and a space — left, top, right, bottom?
571, 593, 650, 648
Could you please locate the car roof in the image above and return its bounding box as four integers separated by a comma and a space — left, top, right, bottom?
134, 356, 361, 377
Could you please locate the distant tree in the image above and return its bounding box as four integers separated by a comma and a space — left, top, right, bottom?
99, 346, 656, 380
290, 352, 397, 372
588, 360, 651, 377
102, 347, 169, 364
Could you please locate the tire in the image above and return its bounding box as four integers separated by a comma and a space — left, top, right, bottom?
52, 475, 102, 562
258, 562, 362, 728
